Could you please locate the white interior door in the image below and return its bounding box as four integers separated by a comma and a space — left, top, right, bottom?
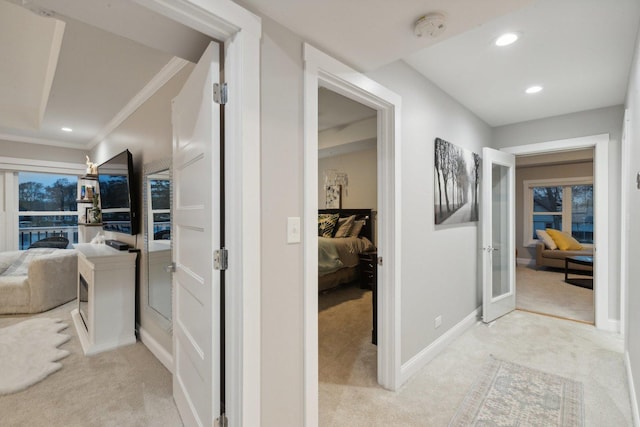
172, 41, 221, 427
482, 147, 516, 323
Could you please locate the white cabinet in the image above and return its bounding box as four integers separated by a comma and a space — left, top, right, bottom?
71, 243, 137, 355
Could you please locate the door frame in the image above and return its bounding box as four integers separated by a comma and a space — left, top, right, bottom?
129, 1, 263, 425
303, 44, 402, 426
502, 133, 614, 332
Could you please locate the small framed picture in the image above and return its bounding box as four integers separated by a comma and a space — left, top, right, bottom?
325, 185, 341, 209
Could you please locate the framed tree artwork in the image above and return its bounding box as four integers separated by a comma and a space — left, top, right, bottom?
434, 138, 481, 225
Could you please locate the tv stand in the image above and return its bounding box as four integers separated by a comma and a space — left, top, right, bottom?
71, 243, 137, 355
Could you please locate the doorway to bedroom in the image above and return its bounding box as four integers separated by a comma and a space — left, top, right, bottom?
514, 148, 595, 325
317, 87, 380, 422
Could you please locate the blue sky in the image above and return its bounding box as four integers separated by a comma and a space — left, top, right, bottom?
19, 172, 77, 187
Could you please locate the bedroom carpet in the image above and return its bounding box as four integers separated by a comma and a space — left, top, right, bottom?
0, 300, 183, 427
516, 265, 594, 324
319, 285, 630, 426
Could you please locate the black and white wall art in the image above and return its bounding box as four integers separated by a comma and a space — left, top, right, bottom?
434, 138, 480, 225
325, 185, 341, 208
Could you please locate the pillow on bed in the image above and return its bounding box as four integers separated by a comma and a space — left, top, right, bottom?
535, 229, 557, 250
334, 215, 356, 238
348, 219, 365, 238
318, 213, 339, 237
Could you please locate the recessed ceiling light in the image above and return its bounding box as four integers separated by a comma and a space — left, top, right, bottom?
525, 86, 543, 94
495, 33, 519, 47
61, 127, 73, 132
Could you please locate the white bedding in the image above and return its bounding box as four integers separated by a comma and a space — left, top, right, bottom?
318, 236, 375, 276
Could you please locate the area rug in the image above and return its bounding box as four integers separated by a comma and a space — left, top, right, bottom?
449, 356, 584, 427
0, 318, 71, 395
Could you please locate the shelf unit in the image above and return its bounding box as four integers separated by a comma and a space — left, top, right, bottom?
77, 174, 102, 242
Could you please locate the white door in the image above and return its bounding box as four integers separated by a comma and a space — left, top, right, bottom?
481, 147, 516, 323
172, 41, 222, 427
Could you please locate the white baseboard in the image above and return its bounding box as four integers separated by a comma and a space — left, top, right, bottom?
626, 351, 640, 426
516, 257, 535, 267
598, 319, 621, 333
400, 307, 481, 384
138, 325, 173, 374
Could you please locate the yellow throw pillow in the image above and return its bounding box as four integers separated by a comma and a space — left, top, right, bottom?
546, 228, 583, 251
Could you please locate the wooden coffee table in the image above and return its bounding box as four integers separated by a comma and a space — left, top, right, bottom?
564, 256, 593, 289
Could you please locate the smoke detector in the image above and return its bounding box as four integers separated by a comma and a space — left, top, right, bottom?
414, 13, 447, 38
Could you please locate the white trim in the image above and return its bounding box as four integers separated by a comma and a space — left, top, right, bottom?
0, 156, 84, 175
626, 351, 640, 426
303, 43, 402, 427
516, 258, 535, 267
0, 132, 87, 150
504, 134, 608, 155
131, 2, 262, 426
503, 133, 611, 331
522, 177, 593, 247
88, 57, 189, 149
621, 109, 630, 339
400, 308, 480, 384
138, 325, 174, 373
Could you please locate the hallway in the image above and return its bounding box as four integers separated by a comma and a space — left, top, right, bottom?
319, 298, 630, 426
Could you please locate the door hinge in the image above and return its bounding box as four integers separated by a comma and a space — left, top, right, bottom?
377, 256, 383, 266
214, 248, 228, 271
213, 82, 228, 105
214, 414, 228, 427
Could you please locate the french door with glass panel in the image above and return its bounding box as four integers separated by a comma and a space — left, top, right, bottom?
481, 147, 516, 323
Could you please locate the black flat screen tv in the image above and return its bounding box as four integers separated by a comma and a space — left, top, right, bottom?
97, 150, 138, 235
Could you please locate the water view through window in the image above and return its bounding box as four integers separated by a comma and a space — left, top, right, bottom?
18, 172, 78, 249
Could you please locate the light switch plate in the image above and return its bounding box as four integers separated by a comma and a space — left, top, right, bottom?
287, 217, 301, 244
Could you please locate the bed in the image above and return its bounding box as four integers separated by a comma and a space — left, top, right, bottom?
318, 208, 375, 291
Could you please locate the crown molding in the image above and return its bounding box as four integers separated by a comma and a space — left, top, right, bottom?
0, 132, 86, 150
87, 56, 189, 149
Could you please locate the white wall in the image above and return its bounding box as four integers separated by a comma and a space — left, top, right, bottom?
258, 16, 306, 427
0, 139, 88, 164
493, 105, 624, 321
318, 148, 377, 210
90, 64, 193, 358
367, 61, 492, 364
624, 25, 640, 420
251, 11, 495, 423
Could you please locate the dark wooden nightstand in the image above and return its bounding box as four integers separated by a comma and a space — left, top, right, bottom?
358, 251, 377, 290
358, 251, 377, 345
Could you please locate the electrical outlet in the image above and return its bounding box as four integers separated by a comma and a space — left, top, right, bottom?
435, 315, 442, 328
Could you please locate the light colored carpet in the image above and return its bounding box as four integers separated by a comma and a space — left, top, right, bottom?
319, 285, 631, 426
516, 265, 594, 324
449, 356, 584, 426
0, 300, 183, 427
0, 318, 70, 395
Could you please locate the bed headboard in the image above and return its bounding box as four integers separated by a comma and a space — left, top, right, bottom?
318, 208, 373, 242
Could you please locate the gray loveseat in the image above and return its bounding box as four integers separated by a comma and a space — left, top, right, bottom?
535, 242, 593, 272
0, 248, 78, 314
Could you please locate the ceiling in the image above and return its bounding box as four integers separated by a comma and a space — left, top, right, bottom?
318, 88, 375, 132
2, 0, 639, 151
241, 0, 640, 127
0, 0, 210, 150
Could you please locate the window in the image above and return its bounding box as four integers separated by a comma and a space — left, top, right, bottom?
18, 172, 78, 249
149, 176, 170, 241
524, 178, 593, 246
